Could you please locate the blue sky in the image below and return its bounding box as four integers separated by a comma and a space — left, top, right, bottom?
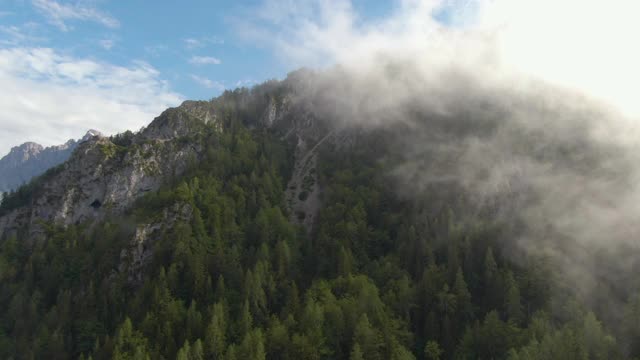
1, 0, 403, 100
0, 0, 420, 153
3, 1, 273, 100
0, 0, 474, 153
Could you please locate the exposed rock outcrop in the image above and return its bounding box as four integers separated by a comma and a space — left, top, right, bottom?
120, 202, 194, 285
0, 106, 209, 240
0, 73, 358, 239
258, 83, 337, 232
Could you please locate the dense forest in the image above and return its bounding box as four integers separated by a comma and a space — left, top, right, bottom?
1, 87, 640, 360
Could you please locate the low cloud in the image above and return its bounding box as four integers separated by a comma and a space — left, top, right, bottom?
240, 0, 640, 322
0, 47, 182, 154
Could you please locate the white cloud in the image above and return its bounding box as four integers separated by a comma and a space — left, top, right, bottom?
239, 0, 640, 117
99, 39, 115, 50
188, 56, 221, 65
183, 36, 224, 50
474, 0, 640, 117
32, 0, 119, 31
190, 74, 224, 90
0, 47, 183, 155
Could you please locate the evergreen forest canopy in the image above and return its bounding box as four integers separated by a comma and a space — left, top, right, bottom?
1, 75, 640, 360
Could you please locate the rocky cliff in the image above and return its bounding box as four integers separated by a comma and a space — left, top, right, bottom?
0, 72, 358, 242
0, 106, 211, 240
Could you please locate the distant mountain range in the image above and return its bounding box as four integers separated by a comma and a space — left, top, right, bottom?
0, 130, 102, 194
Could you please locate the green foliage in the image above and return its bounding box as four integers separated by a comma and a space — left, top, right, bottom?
507, 312, 619, 360
113, 318, 151, 360
99, 142, 127, 160
425, 341, 443, 360
0, 97, 629, 360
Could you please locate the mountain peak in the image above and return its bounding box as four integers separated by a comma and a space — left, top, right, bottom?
82, 129, 104, 142
7, 142, 43, 161
14, 141, 43, 152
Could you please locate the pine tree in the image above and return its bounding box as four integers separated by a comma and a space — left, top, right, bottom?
283, 280, 301, 318
453, 267, 472, 321
238, 300, 253, 338
192, 339, 204, 360
350, 343, 365, 360
112, 318, 151, 360
484, 247, 499, 310
338, 245, 353, 276
504, 272, 524, 325
176, 340, 191, 360
186, 300, 203, 340
424, 340, 443, 360
239, 329, 266, 360
484, 247, 498, 285
226, 344, 238, 360
437, 284, 456, 315
353, 314, 381, 360
266, 317, 290, 360
205, 302, 226, 359
275, 240, 292, 278
214, 275, 226, 302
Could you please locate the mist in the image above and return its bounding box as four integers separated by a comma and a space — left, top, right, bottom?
243, 0, 640, 328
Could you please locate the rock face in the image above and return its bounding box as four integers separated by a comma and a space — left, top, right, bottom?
0, 106, 206, 240
0, 72, 354, 240
261, 81, 347, 232
284, 127, 334, 231
121, 202, 194, 286
0, 73, 363, 284
0, 130, 103, 193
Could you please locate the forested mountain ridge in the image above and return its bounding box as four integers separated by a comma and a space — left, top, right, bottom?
1, 68, 639, 360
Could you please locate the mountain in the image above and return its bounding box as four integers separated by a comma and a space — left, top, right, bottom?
0, 69, 637, 359
0, 130, 103, 194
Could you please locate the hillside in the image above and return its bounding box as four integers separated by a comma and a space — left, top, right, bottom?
0, 68, 638, 360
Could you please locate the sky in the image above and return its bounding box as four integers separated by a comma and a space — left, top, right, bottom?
1, 0, 639, 155
0, 0, 410, 154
